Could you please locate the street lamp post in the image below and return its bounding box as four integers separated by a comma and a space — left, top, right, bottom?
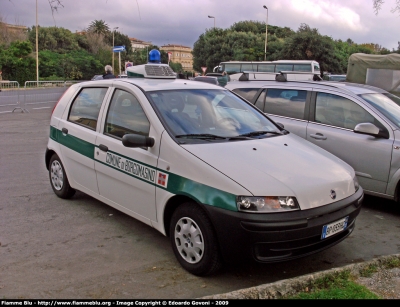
208, 15, 215, 29
112, 27, 119, 74
36, 0, 39, 85
263, 5, 268, 61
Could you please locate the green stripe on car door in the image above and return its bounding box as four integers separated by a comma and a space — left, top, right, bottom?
50, 126, 95, 159
50, 126, 238, 211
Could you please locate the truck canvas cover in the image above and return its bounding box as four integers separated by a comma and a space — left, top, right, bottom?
347, 53, 400, 83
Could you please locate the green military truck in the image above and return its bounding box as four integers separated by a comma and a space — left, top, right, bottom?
347, 53, 400, 96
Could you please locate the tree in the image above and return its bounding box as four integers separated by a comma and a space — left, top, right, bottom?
87, 20, 110, 35
192, 21, 292, 72
105, 31, 133, 54
373, 0, 400, 14
27, 26, 80, 52
333, 40, 373, 73
192, 29, 231, 72
230, 20, 265, 34
0, 40, 36, 83
46, 0, 64, 25
280, 24, 342, 74
169, 62, 183, 73
38, 49, 103, 80
105, 30, 133, 71
192, 27, 264, 72
84, 31, 108, 55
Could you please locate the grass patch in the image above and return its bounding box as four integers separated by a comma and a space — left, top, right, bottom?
383, 257, 400, 269
283, 270, 380, 299
359, 264, 378, 277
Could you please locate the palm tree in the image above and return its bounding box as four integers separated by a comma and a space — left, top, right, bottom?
87, 20, 110, 35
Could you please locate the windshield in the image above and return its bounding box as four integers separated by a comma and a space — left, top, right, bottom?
359, 93, 400, 129
147, 89, 282, 143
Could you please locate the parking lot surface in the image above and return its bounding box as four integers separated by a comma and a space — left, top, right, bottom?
1, 109, 400, 299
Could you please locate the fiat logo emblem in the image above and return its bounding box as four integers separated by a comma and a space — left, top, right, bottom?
330, 190, 336, 199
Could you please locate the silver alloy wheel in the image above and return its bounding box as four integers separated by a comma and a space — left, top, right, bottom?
50, 160, 64, 191
174, 217, 205, 264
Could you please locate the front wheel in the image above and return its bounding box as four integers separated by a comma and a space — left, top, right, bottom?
170, 203, 222, 276
49, 153, 76, 199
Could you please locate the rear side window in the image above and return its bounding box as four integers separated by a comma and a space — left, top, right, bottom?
104, 89, 150, 138
232, 88, 259, 101
68, 87, 108, 130
259, 88, 307, 120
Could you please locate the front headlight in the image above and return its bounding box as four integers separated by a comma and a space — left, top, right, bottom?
354, 175, 360, 192
236, 196, 300, 213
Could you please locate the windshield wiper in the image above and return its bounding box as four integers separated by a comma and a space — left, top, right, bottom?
238, 130, 282, 137
227, 136, 253, 141
175, 133, 227, 139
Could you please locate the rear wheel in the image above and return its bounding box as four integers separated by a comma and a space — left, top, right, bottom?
49, 154, 76, 199
170, 203, 222, 276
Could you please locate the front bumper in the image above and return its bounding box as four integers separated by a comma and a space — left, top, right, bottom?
202, 187, 364, 264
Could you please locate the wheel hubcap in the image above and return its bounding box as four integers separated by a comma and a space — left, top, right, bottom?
174, 217, 204, 264
50, 160, 64, 191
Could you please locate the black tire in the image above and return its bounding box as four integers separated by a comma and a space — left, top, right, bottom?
49, 153, 76, 199
169, 203, 222, 276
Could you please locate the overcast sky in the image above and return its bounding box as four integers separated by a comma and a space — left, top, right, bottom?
2, 0, 400, 51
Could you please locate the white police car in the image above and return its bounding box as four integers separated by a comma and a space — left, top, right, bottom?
45, 50, 363, 276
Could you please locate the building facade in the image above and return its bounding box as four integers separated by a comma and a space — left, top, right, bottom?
160, 44, 193, 72
1, 23, 28, 33
129, 37, 152, 51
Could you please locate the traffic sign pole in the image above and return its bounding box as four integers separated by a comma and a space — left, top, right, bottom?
112, 46, 125, 76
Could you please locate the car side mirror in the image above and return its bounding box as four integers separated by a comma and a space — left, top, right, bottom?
122, 134, 155, 148
354, 123, 380, 137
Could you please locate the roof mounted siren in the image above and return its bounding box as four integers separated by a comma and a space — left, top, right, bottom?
126, 49, 177, 79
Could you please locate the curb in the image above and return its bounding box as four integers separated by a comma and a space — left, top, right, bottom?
199, 254, 400, 299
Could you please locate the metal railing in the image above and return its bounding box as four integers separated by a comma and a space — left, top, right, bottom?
0, 81, 24, 113
23, 81, 82, 113
0, 80, 85, 114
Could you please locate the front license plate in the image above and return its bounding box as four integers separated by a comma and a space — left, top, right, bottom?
321, 216, 349, 239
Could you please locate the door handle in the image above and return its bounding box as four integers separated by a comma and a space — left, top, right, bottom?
99, 144, 108, 152
61, 128, 68, 134
309, 133, 327, 140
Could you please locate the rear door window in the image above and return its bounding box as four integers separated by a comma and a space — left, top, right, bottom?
259, 88, 307, 120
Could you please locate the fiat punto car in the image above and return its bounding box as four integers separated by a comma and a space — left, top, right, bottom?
45, 52, 363, 276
